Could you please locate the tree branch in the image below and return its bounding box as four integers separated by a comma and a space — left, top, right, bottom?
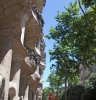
78, 0, 85, 14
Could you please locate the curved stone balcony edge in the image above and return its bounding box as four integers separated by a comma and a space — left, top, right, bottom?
29, 0, 44, 27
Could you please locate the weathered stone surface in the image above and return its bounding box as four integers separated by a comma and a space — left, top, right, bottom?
0, 0, 46, 99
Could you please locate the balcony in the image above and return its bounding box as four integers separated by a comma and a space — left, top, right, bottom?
29, 0, 44, 27
39, 61, 45, 70
31, 0, 46, 12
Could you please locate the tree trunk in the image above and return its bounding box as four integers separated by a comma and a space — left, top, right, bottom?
57, 88, 59, 100
64, 77, 67, 100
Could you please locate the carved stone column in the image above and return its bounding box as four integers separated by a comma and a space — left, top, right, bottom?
0, 49, 13, 100
9, 40, 25, 100
23, 85, 29, 100
33, 93, 37, 100
19, 72, 29, 100
28, 87, 33, 100
9, 58, 21, 100
0, 75, 5, 99
0, 35, 13, 100
36, 81, 43, 100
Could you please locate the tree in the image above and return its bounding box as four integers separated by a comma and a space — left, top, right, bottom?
47, 3, 81, 100
42, 87, 52, 100
82, 0, 96, 8
84, 73, 96, 90
46, 1, 96, 100
81, 73, 96, 100
47, 70, 64, 100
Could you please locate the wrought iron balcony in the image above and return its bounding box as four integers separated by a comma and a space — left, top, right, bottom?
26, 47, 41, 66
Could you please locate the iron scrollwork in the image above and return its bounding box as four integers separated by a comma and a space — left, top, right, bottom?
26, 47, 41, 66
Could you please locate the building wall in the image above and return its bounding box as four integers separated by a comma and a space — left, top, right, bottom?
0, 0, 46, 100
79, 64, 96, 85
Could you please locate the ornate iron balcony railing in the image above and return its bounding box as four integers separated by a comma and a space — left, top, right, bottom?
26, 47, 41, 66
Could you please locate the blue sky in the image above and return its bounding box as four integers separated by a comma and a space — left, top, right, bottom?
42, 0, 74, 88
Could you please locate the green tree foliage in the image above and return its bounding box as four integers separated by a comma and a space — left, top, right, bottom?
46, 1, 96, 100
81, 73, 96, 100
46, 3, 80, 100
47, 71, 64, 99
48, 71, 64, 89
82, 0, 96, 8
47, 2, 81, 86
84, 73, 96, 90
42, 87, 52, 100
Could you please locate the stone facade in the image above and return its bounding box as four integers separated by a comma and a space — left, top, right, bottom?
0, 0, 46, 100
79, 64, 96, 85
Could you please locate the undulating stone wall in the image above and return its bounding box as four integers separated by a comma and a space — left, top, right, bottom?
0, 0, 46, 100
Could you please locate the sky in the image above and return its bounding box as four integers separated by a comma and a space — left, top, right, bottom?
42, 0, 74, 88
